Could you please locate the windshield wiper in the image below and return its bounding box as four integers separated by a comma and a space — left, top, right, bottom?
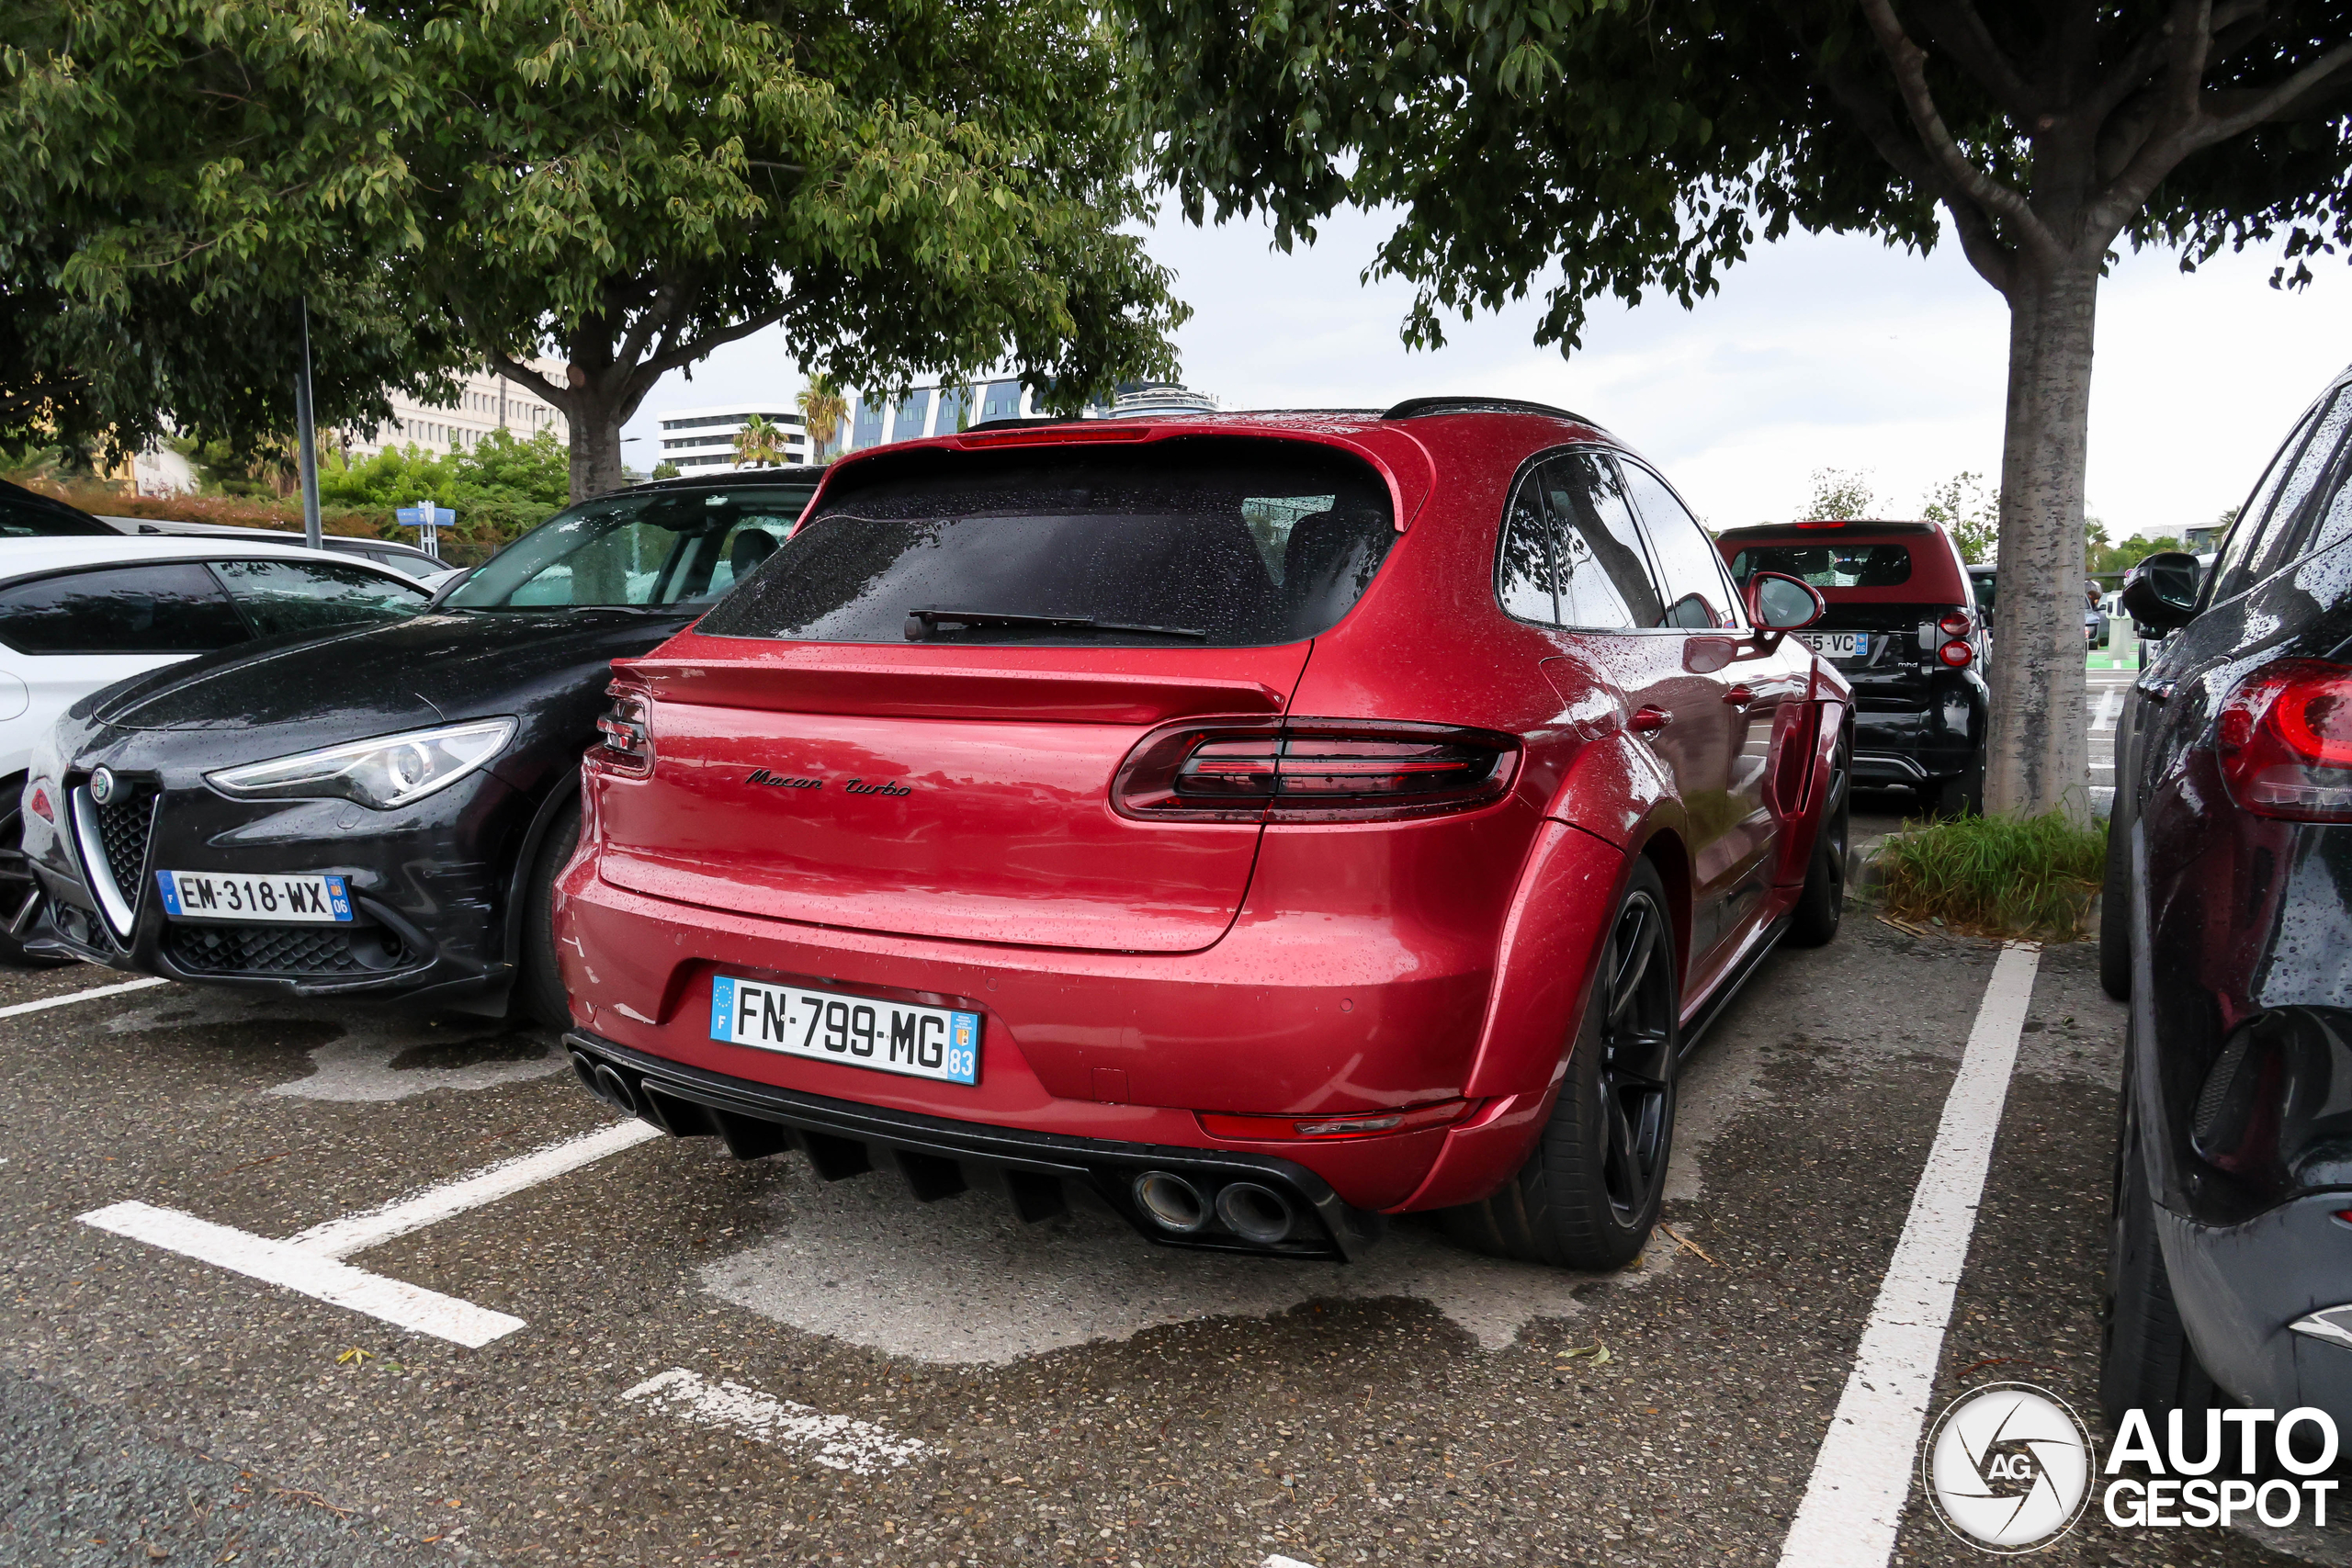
904, 608, 1209, 642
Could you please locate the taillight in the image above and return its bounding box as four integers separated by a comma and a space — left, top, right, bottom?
1938, 611, 1972, 638
1197, 1098, 1475, 1142
1114, 718, 1519, 822
2216, 659, 2352, 821
26, 783, 51, 823
594, 682, 654, 777
1939, 640, 1973, 668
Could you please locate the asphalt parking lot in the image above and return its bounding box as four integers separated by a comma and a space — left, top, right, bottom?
1, 794, 2336, 1568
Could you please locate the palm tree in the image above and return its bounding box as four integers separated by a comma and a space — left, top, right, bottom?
796, 375, 848, 463
732, 414, 788, 468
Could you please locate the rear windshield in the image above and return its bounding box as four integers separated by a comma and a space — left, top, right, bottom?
697, 439, 1396, 647
1727, 543, 1913, 589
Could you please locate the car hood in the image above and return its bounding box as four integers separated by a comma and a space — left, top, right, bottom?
85, 610, 691, 733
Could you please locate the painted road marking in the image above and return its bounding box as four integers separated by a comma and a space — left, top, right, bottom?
1774, 942, 2041, 1568
2092, 686, 2122, 731
0, 975, 170, 1019
1263, 1557, 1318, 1568
289, 1121, 662, 1258
79, 1119, 661, 1346
621, 1369, 928, 1474
80, 1201, 526, 1348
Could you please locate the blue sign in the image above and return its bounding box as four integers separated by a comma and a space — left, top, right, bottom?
394, 504, 454, 528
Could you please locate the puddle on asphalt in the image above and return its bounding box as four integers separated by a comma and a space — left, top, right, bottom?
103, 991, 563, 1102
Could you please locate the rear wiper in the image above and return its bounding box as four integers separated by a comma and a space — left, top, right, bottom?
904, 608, 1209, 641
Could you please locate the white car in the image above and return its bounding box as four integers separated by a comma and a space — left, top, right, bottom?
0, 523, 431, 962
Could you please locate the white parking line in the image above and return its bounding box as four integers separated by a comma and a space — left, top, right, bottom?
79, 1119, 662, 1346
621, 1369, 928, 1474
0, 975, 170, 1020
2092, 686, 2122, 731
1774, 942, 2041, 1568
79, 1201, 526, 1348
289, 1121, 663, 1258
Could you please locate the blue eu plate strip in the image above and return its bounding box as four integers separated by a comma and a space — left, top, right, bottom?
154, 871, 181, 918
324, 874, 353, 921
710, 976, 737, 1041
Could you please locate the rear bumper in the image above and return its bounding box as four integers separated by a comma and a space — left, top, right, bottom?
2156, 1193, 2352, 1421
564, 1028, 1386, 1260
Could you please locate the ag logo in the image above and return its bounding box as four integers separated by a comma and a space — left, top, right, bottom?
1923, 1382, 2094, 1553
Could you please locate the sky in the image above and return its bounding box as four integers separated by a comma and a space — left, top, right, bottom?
617, 205, 2352, 540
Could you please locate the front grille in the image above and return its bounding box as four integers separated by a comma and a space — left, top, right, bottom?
94, 786, 158, 899
164, 921, 411, 978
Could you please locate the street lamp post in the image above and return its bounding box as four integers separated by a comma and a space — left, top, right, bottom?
293, 298, 323, 551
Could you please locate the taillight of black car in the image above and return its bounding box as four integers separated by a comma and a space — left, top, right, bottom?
2215, 659, 2352, 822
594, 682, 655, 777
1114, 718, 1520, 823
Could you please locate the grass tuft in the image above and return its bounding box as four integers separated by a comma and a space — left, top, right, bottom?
1876, 810, 2108, 941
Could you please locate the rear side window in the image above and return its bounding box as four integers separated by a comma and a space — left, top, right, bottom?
701, 438, 1396, 647
0, 563, 249, 654
209, 558, 428, 639
1730, 543, 1915, 589
2211, 393, 2340, 598
0, 485, 113, 538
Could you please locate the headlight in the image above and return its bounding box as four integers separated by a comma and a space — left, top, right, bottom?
207, 718, 517, 809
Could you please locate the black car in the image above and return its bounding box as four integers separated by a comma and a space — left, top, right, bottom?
1718, 518, 1989, 814
20, 469, 820, 1024
2099, 364, 2352, 1430
1, 479, 119, 538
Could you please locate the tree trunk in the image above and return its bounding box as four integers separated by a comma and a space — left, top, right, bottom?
567, 396, 628, 502
1984, 258, 2100, 818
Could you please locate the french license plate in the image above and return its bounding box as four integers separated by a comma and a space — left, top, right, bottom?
1797, 631, 1868, 660
710, 975, 980, 1086
155, 869, 353, 923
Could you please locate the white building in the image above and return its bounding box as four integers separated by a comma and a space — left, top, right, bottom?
342, 361, 571, 460
655, 404, 813, 471
833, 378, 1215, 457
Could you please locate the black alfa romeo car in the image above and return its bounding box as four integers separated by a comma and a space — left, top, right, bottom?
20, 469, 820, 1024
2100, 362, 2352, 1431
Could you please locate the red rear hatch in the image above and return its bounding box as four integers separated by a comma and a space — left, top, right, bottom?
590, 433, 1403, 953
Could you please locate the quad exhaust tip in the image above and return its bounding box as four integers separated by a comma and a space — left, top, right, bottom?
571, 1050, 642, 1118
1133, 1171, 1209, 1234
1216, 1181, 1296, 1245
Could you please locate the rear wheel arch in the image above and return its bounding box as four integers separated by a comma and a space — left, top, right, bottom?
1634, 827, 1692, 990
498, 770, 584, 966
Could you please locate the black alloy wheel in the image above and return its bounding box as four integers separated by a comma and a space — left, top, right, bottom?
1593, 886, 1678, 1226
0, 782, 68, 967
1442, 859, 1679, 1269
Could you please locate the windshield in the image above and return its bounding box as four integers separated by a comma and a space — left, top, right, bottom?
443, 484, 815, 611
695, 438, 1396, 648
1971, 570, 1996, 618
1727, 543, 1913, 590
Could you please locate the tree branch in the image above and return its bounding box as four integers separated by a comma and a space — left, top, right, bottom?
486, 350, 569, 412
1855, 0, 2061, 264
2199, 39, 2352, 141
1908, 0, 2038, 120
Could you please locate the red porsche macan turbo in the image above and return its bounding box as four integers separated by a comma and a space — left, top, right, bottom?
555, 398, 1850, 1269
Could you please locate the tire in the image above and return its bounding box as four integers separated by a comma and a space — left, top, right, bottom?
513, 795, 582, 1031
2098, 809, 2132, 1001
2100, 1037, 2216, 1427
1932, 760, 1984, 818
1444, 859, 1677, 1269
1785, 733, 1849, 948
0, 780, 71, 969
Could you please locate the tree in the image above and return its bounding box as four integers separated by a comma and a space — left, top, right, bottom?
7, 0, 1186, 502
797, 374, 850, 461
733, 415, 790, 468
1125, 2, 2352, 815
1801, 468, 1878, 520
0, 3, 470, 466
1921, 470, 2000, 563
652, 460, 683, 481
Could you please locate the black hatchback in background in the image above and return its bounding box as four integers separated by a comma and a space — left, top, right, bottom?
2100, 363, 2352, 1432
1717, 519, 1988, 815
21, 469, 820, 1024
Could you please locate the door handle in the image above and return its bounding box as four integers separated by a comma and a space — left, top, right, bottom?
1724, 684, 1757, 709
1630, 705, 1672, 736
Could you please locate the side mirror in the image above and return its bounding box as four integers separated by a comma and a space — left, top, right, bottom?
1747, 570, 1825, 632
2120, 551, 2200, 631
